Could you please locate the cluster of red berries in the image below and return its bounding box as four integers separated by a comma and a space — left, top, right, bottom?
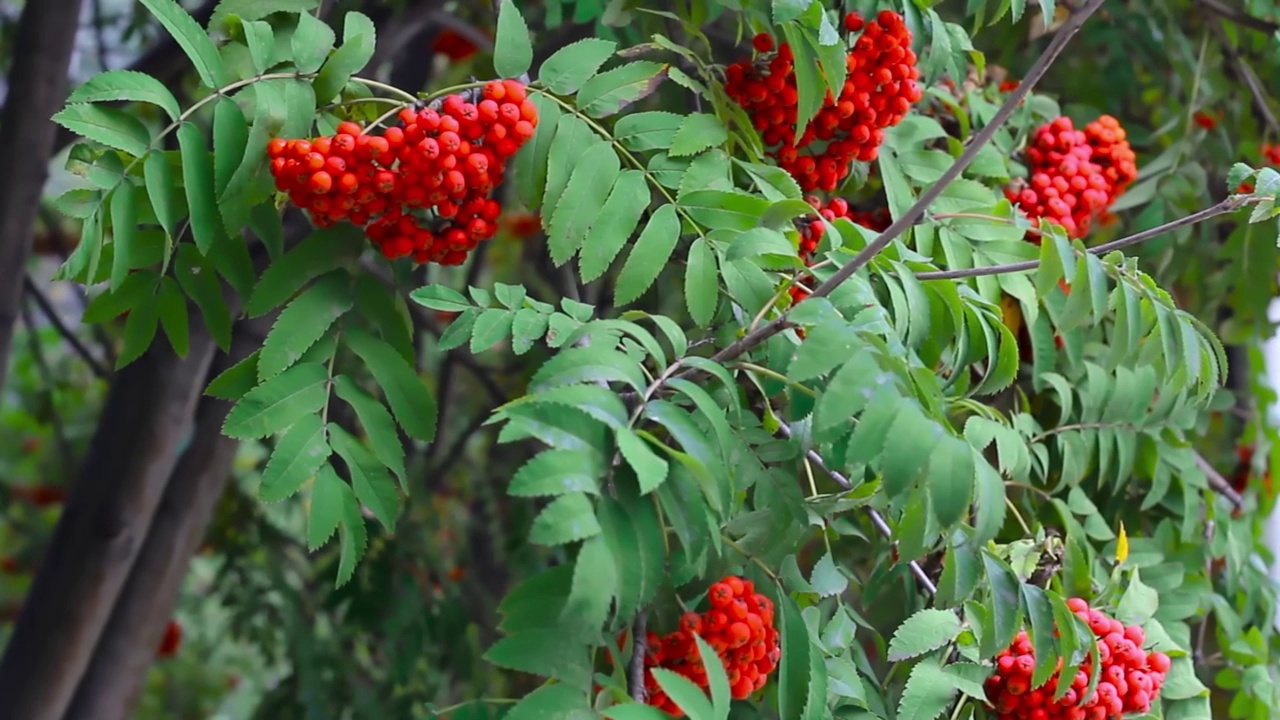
633, 576, 780, 716
725, 11, 923, 193
268, 80, 538, 265
984, 598, 1170, 720
1006, 115, 1137, 240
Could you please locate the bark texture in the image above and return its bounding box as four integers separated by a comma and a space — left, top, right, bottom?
0, 333, 217, 720
0, 0, 87, 398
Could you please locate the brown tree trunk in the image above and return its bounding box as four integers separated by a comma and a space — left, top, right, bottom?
61, 319, 269, 720
0, 0, 86, 399
0, 332, 218, 720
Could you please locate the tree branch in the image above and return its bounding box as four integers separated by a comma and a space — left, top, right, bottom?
23, 275, 110, 380
775, 424, 938, 596
1196, 0, 1279, 34
627, 611, 649, 702
1194, 451, 1246, 509
915, 195, 1257, 281
1206, 16, 1280, 138
0, 0, 89, 402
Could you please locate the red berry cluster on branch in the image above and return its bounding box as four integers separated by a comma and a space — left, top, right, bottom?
631, 576, 780, 717
268, 80, 538, 265
725, 11, 923, 193
984, 598, 1170, 720
1006, 115, 1137, 240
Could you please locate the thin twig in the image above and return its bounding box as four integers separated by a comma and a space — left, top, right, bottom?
628, 611, 649, 702
1197, 0, 1279, 34
915, 195, 1257, 281
22, 275, 109, 379
1207, 17, 1280, 138
19, 295, 74, 474
775, 424, 938, 596
1194, 451, 1245, 509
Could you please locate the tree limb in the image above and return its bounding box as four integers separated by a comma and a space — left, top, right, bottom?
23, 275, 110, 380
1197, 0, 1279, 34
915, 195, 1257, 280
0, 0, 89, 402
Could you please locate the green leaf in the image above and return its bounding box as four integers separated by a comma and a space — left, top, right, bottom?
291, 12, 335, 74
882, 406, 935, 499
617, 430, 669, 493
504, 683, 593, 719
220, 82, 280, 216
409, 284, 472, 312
692, 633, 731, 720
897, 659, 958, 720
981, 552, 1023, 656
67, 69, 182, 119
52, 104, 151, 158
259, 272, 353, 380
210, 0, 318, 28
777, 593, 812, 720
737, 159, 804, 201
246, 225, 361, 316
930, 437, 976, 527
485, 631, 593, 686
143, 151, 183, 244
547, 143, 622, 265
579, 170, 650, 282
680, 190, 771, 231
790, 322, 858, 382
512, 95, 562, 211
344, 327, 437, 442
330, 423, 400, 531
117, 295, 160, 368
529, 492, 601, 545
779, 23, 824, 138
260, 413, 330, 501
614, 111, 683, 151
887, 609, 962, 661
139, 0, 228, 87
576, 61, 669, 117
333, 375, 407, 486
810, 552, 848, 597
670, 113, 728, 157
509, 449, 603, 497
222, 362, 331, 439
616, 204, 681, 305
242, 20, 275, 73
1116, 570, 1160, 626
562, 535, 617, 638
312, 11, 376, 101
156, 277, 190, 357
176, 122, 218, 254
603, 705, 680, 720
494, 0, 534, 78
541, 116, 599, 220
307, 465, 343, 549
174, 246, 232, 350
108, 185, 140, 290
685, 238, 718, 327
206, 351, 260, 400
335, 482, 367, 587
652, 668, 715, 720
973, 460, 1007, 544
212, 96, 249, 202
538, 38, 617, 94
1021, 583, 1059, 689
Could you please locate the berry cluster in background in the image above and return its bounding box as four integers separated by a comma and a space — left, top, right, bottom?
984, 598, 1169, 720
268, 80, 538, 265
630, 576, 780, 716
1007, 115, 1137, 240
725, 10, 923, 193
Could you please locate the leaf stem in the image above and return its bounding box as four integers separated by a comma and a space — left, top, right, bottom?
732, 361, 816, 397
348, 76, 420, 102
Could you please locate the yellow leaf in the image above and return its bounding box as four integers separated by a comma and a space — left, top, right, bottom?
1116, 522, 1129, 564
